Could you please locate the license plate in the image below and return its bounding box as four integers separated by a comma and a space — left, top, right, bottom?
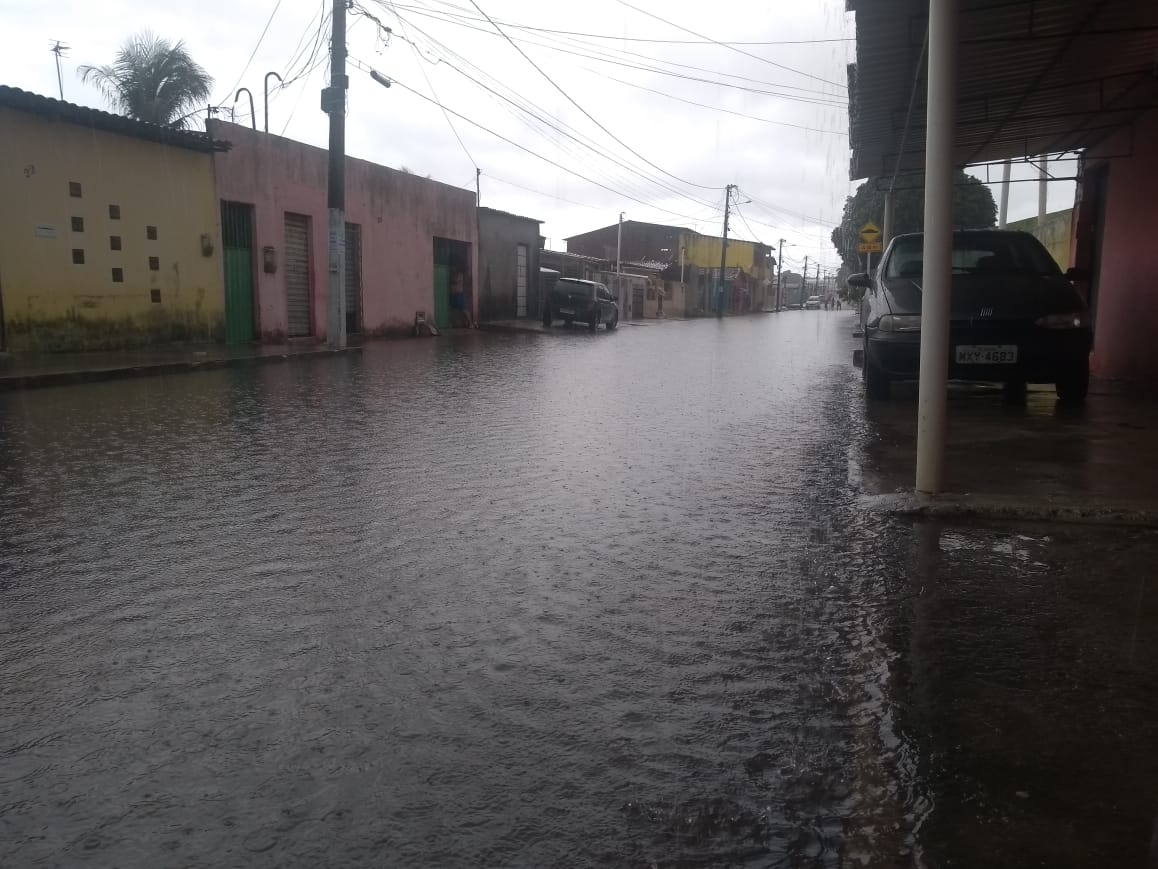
955, 344, 1018, 364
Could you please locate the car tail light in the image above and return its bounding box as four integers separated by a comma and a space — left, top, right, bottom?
1035, 312, 1088, 329
878, 314, 921, 332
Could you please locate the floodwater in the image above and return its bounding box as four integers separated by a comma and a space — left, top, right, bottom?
2, 313, 1157, 867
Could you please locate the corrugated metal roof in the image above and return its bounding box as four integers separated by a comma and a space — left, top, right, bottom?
0, 85, 229, 153
848, 0, 1158, 179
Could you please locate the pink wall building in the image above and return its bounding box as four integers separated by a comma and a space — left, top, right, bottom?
208, 120, 477, 342
1072, 109, 1158, 386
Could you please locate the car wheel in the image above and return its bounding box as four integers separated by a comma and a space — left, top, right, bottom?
1056, 360, 1090, 403
863, 338, 891, 400
589, 310, 600, 331
542, 305, 552, 328
606, 310, 618, 330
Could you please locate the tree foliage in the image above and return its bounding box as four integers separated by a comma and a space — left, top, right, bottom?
830, 171, 998, 271
78, 32, 213, 129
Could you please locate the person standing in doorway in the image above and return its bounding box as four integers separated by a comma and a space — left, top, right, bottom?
450, 270, 476, 328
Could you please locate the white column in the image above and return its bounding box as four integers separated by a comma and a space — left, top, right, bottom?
915, 0, 959, 494
1038, 155, 1048, 223
998, 159, 1011, 227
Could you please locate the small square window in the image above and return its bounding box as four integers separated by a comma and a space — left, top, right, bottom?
146, 226, 158, 241
72, 249, 85, 265
108, 205, 121, 220
71, 216, 84, 232
111, 267, 124, 283
68, 181, 82, 198
110, 235, 122, 251
150, 289, 162, 304
148, 256, 160, 271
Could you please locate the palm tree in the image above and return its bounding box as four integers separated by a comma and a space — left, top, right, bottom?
78, 32, 213, 129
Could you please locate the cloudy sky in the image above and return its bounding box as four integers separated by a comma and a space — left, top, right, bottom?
3, 0, 1071, 276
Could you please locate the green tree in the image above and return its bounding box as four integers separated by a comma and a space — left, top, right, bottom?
831, 171, 997, 272
78, 32, 213, 129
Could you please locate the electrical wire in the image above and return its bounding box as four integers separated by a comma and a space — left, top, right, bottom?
732, 203, 764, 245
590, 73, 849, 136
613, 0, 846, 91
373, 6, 723, 209
220, 0, 285, 103
388, 3, 854, 45
376, 2, 847, 105
386, 7, 477, 170
465, 0, 723, 191
367, 69, 720, 222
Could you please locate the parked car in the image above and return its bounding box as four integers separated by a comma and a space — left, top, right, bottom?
542, 278, 619, 331
805, 295, 821, 310
850, 229, 1092, 402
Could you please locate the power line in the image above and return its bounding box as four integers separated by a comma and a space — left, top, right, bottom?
378, 2, 847, 105
591, 73, 849, 136
387, 4, 853, 45
221, 0, 285, 103
614, 0, 846, 91
373, 5, 722, 209
367, 69, 718, 223
377, 5, 477, 171
464, 0, 723, 191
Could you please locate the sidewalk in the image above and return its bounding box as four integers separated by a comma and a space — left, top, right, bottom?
855, 381, 1158, 526
0, 342, 363, 391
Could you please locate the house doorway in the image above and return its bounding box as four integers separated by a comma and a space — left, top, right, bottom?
221, 202, 256, 344
433, 237, 471, 329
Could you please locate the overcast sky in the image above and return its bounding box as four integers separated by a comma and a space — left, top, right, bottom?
3, 0, 1072, 276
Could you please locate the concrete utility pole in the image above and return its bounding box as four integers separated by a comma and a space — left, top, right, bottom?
616, 211, 625, 315
915, 0, 959, 494
775, 238, 785, 312
323, 0, 349, 349
998, 159, 1011, 227
1037, 155, 1048, 224
476, 167, 481, 206
802, 255, 809, 306
717, 184, 735, 317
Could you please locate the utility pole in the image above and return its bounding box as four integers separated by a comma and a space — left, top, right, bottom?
50, 42, 68, 100
802, 255, 809, 308
322, 0, 349, 349
775, 238, 785, 312
717, 184, 735, 317
476, 167, 481, 206
815, 261, 821, 299
616, 211, 625, 316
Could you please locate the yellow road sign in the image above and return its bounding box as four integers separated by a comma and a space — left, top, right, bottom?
858, 221, 883, 254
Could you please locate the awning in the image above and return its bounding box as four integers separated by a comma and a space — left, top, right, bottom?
847, 0, 1158, 180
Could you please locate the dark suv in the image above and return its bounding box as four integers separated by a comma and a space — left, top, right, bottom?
543, 278, 620, 331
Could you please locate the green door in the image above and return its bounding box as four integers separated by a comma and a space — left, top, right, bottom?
220, 202, 256, 344
433, 263, 451, 330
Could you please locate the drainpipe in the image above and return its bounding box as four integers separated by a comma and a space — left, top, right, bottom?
915, 0, 958, 495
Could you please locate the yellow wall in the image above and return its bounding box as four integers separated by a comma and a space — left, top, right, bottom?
1007, 209, 1073, 270
0, 107, 223, 350
680, 233, 771, 279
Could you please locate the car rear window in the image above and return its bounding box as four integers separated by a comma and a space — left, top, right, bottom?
556, 279, 594, 297
886, 233, 1061, 279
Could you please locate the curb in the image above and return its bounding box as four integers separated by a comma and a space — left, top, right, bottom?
0, 346, 364, 393
861, 492, 1158, 529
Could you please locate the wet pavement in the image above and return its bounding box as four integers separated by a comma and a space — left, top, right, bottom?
2, 311, 1158, 867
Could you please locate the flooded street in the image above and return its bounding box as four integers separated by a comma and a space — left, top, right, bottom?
3, 314, 1158, 867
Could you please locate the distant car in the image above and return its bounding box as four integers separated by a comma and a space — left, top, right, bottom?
805, 295, 821, 310
543, 278, 619, 331
850, 229, 1092, 402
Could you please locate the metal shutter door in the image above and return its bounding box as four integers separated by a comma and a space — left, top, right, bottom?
516, 244, 528, 317
284, 214, 311, 337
